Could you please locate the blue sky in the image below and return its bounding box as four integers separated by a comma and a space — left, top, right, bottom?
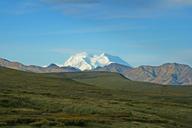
0, 0, 192, 67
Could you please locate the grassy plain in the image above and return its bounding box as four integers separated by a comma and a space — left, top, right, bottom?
0, 67, 192, 128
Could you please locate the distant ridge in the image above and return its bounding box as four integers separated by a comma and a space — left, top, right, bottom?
93, 62, 192, 85
0, 58, 80, 73
1, 55, 192, 85
124, 63, 192, 85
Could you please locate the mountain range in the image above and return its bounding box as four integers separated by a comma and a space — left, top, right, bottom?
0, 58, 80, 73
1, 52, 192, 85
98, 63, 192, 85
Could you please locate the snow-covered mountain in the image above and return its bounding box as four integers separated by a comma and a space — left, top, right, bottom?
64, 52, 131, 71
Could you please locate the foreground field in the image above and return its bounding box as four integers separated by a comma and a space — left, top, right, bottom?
0, 67, 192, 128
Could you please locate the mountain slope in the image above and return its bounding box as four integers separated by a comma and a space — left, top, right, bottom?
94, 63, 132, 74
124, 63, 192, 85
92, 62, 192, 85
64, 52, 131, 71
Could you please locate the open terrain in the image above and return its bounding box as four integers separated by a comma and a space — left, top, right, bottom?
0, 67, 192, 128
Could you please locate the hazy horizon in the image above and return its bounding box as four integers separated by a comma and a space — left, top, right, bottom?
0, 51, 191, 68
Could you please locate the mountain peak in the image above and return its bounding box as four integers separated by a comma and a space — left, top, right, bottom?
98, 53, 131, 67
64, 52, 131, 71
162, 63, 188, 67
64, 52, 93, 71
47, 63, 59, 68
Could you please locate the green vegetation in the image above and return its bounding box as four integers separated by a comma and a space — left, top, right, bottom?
0, 67, 192, 128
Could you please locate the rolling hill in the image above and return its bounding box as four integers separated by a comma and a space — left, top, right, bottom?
0, 66, 192, 128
